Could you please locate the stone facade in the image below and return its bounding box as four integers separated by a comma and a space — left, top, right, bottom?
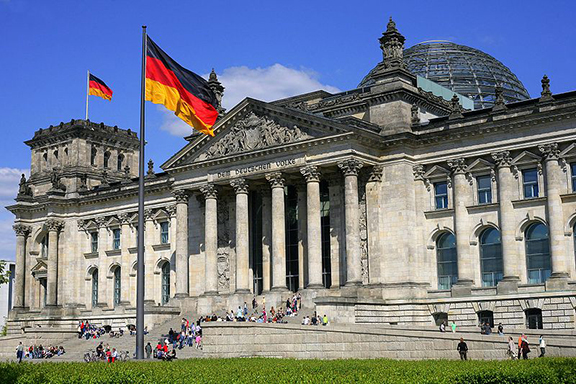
6, 20, 576, 332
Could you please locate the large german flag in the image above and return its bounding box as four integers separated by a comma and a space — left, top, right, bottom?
88, 73, 113, 101
145, 36, 218, 136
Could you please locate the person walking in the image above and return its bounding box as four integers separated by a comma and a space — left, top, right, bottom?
450, 321, 456, 333
520, 337, 530, 360
507, 336, 516, 359
457, 338, 468, 360
145, 342, 152, 359
539, 335, 546, 357
439, 321, 446, 332
518, 334, 524, 358
16, 342, 24, 363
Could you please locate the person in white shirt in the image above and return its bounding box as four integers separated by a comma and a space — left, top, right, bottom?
539, 335, 546, 357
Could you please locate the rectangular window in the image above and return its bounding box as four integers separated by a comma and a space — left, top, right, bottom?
90, 232, 98, 253
112, 228, 121, 250
434, 182, 448, 209
477, 175, 492, 204
160, 222, 169, 244
571, 163, 576, 192
523, 168, 539, 199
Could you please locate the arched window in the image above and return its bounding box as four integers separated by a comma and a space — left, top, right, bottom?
103, 151, 111, 168
436, 232, 457, 290
41, 235, 49, 259
161, 262, 170, 305
117, 154, 124, 171
113, 267, 121, 307
525, 223, 551, 284
90, 146, 97, 166
480, 228, 503, 287
91, 270, 99, 308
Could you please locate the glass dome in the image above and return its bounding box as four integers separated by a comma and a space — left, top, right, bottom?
359, 41, 531, 110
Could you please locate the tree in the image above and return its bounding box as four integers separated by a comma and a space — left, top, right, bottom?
0, 260, 11, 285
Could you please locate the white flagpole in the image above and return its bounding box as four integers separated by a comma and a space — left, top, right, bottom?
85, 70, 90, 120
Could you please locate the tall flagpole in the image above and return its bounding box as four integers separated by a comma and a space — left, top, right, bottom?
85, 70, 90, 120
136, 25, 147, 360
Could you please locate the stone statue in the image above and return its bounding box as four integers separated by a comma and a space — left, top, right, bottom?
17, 174, 32, 197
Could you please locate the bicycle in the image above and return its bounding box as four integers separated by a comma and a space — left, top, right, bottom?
117, 351, 130, 362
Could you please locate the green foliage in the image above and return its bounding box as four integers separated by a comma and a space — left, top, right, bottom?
0, 358, 575, 384
0, 260, 10, 285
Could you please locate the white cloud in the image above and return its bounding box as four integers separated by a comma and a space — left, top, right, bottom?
0, 167, 29, 261
159, 63, 340, 137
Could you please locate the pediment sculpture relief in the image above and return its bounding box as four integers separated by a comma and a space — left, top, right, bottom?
197, 112, 311, 161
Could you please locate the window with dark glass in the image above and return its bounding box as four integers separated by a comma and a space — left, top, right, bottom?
41, 236, 49, 259
477, 310, 494, 327
250, 191, 263, 295
436, 232, 458, 290
525, 223, 551, 284
113, 268, 121, 307
117, 154, 124, 172
522, 168, 538, 198
477, 175, 492, 204
90, 147, 97, 166
91, 270, 98, 308
112, 228, 121, 250
103, 151, 111, 168
434, 182, 448, 209
161, 262, 170, 305
160, 222, 169, 244
525, 308, 543, 329
320, 181, 331, 288
285, 186, 299, 292
571, 163, 576, 192
480, 228, 503, 287
90, 232, 98, 253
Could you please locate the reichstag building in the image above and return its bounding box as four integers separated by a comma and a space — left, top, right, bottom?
7, 19, 576, 331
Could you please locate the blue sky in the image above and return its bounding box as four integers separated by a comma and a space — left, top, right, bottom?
1, 0, 575, 259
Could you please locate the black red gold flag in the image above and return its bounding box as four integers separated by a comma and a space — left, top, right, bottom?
88, 73, 113, 101
145, 36, 218, 136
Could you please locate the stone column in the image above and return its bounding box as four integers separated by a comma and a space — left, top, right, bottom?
447, 158, 474, 292
45, 219, 63, 307
13, 224, 31, 308
366, 165, 383, 285
118, 213, 131, 306
173, 190, 190, 298
492, 151, 520, 293
338, 158, 363, 286
95, 217, 108, 307
301, 165, 323, 288
200, 184, 218, 295
231, 178, 250, 293
539, 143, 570, 286
266, 172, 287, 291
327, 177, 343, 287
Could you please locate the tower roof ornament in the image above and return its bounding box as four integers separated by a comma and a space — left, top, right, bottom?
540, 74, 553, 102
379, 17, 406, 69
208, 68, 226, 115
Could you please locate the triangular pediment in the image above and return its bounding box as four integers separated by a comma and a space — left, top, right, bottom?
467, 158, 494, 173
512, 150, 541, 166
161, 98, 355, 170
424, 165, 450, 179
31, 260, 47, 272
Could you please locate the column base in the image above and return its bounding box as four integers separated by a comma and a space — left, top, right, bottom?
344, 281, 362, 287
546, 273, 569, 291
270, 286, 289, 292
451, 280, 473, 297
203, 291, 219, 297
306, 283, 325, 289
497, 276, 519, 295
96, 302, 108, 308
235, 289, 251, 294
174, 293, 189, 299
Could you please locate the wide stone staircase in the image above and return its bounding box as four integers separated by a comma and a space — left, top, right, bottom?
0, 312, 205, 362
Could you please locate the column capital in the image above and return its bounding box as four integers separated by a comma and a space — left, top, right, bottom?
200, 183, 218, 199
338, 158, 363, 176
538, 142, 560, 161
45, 219, 64, 232
230, 178, 249, 194
117, 212, 130, 224
491, 150, 513, 168
368, 164, 384, 182
266, 172, 285, 188
144, 208, 154, 221
300, 165, 321, 183
13, 224, 31, 237
166, 204, 177, 217
95, 216, 107, 228
447, 157, 467, 175
172, 189, 190, 204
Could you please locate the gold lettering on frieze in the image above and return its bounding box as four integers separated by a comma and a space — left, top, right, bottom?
213, 158, 300, 180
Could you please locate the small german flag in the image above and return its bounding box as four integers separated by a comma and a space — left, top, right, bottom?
88, 73, 113, 101
145, 36, 218, 136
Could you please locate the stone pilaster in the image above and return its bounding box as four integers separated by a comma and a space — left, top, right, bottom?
118, 213, 131, 306
173, 189, 190, 298
200, 184, 218, 295
13, 224, 31, 308
45, 218, 64, 307
266, 172, 288, 291
230, 178, 250, 293
301, 165, 323, 288
95, 216, 108, 307
338, 158, 363, 286
327, 176, 343, 288
366, 165, 383, 285
492, 151, 520, 293
539, 143, 569, 288
447, 158, 474, 295
143, 208, 156, 304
